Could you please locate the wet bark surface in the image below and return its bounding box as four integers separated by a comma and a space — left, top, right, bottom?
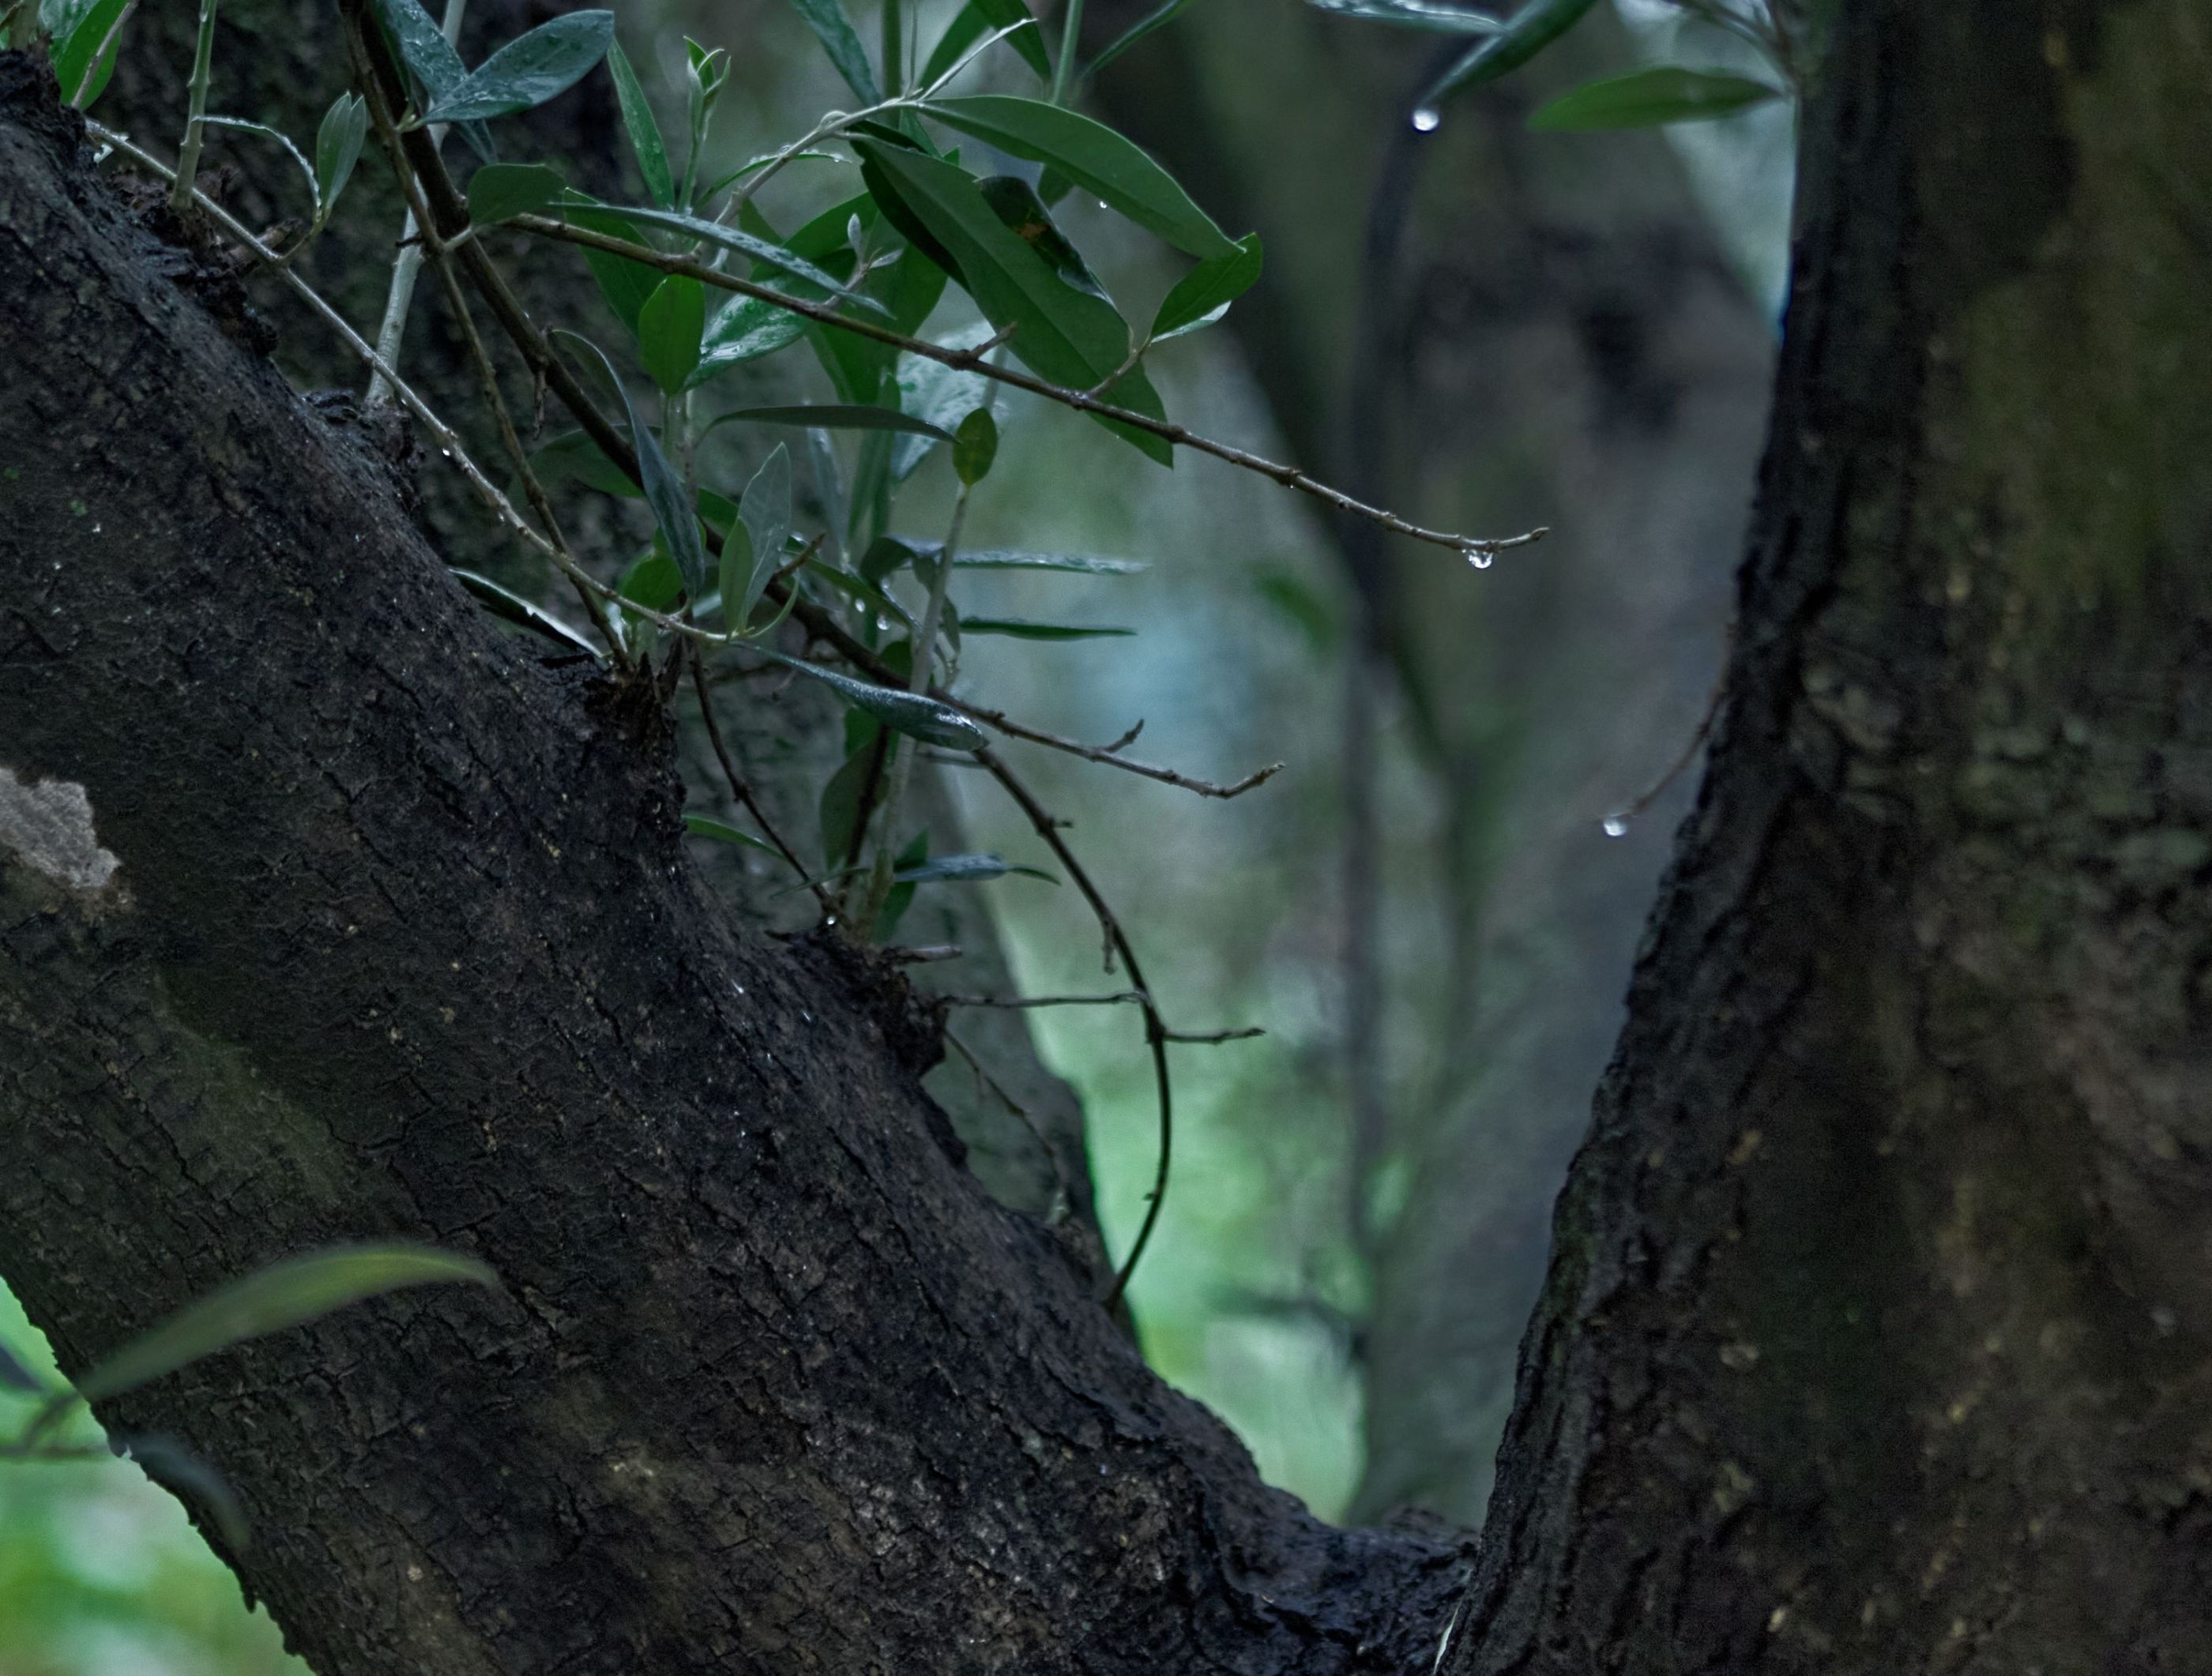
0, 55, 1461, 1674
1448, 0, 2212, 1668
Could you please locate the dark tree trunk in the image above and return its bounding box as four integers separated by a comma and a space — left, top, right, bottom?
1447, 0, 2212, 1667
0, 58, 1458, 1675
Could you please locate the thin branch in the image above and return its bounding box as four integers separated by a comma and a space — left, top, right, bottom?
689, 661, 833, 911
954, 701, 1281, 799
1600, 618, 1733, 836
364, 0, 468, 410
942, 1026, 1074, 1223
942, 990, 1149, 1009
505, 215, 1548, 563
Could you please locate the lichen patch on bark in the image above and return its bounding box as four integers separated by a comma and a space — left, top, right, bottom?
0, 765, 121, 893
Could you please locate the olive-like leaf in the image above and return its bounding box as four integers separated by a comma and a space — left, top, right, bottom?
48, 0, 129, 107
1528, 65, 1785, 130
688, 297, 809, 388
1150, 231, 1262, 342
468, 160, 566, 226
781, 0, 880, 103
198, 118, 319, 213
606, 38, 674, 207
758, 651, 988, 750
955, 549, 1146, 573
921, 95, 1240, 261
1419, 0, 1598, 111
0, 1337, 48, 1394
558, 332, 710, 597
561, 203, 663, 331
1306, 0, 1503, 32
453, 569, 604, 657
894, 852, 1055, 884
373, 0, 468, 101
529, 427, 639, 497
685, 815, 778, 854
639, 274, 707, 396
577, 198, 888, 310
113, 1434, 250, 1551
313, 93, 368, 224
75, 1244, 499, 1403
735, 444, 792, 622
420, 9, 615, 124
957, 616, 1134, 640
702, 405, 954, 442
952, 408, 999, 486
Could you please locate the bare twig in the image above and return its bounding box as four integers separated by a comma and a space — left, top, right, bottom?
954, 701, 1281, 799
690, 663, 834, 911
942, 1026, 1073, 1220
1600, 619, 1733, 836
942, 990, 1149, 1009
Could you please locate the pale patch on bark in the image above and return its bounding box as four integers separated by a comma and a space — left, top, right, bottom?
0, 766, 121, 892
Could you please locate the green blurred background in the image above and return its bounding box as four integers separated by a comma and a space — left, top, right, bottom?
2, 0, 1786, 1663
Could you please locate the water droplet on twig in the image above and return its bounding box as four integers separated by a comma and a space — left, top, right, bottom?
1601, 814, 1630, 838
1411, 106, 1441, 133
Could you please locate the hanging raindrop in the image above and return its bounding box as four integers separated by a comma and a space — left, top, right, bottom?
1601, 814, 1630, 838
1411, 106, 1441, 133
1465, 547, 1494, 570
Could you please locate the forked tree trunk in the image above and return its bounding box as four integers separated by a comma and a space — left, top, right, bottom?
1446, 0, 2212, 1667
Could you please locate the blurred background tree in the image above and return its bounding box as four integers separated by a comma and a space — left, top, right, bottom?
1, 0, 1785, 1663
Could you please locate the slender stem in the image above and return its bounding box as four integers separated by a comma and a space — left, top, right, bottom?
1049, 0, 1084, 103
363, 0, 468, 412
168, 0, 219, 213
689, 662, 834, 910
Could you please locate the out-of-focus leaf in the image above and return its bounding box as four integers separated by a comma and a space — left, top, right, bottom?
893, 541, 1147, 575
0, 1338, 47, 1393
921, 95, 1239, 260
688, 296, 809, 387
893, 324, 995, 478
733, 444, 793, 623
639, 274, 706, 395
1084, 0, 1201, 77
957, 616, 1133, 640
55, 0, 131, 108
1150, 231, 1262, 342
530, 427, 638, 496
113, 1434, 250, 1551
927, 0, 1049, 82
76, 1244, 498, 1402
704, 405, 954, 441
559, 332, 709, 597
1306, 0, 1502, 32
420, 9, 615, 124
952, 408, 999, 486
818, 740, 879, 866
453, 570, 604, 657
1419, 0, 1599, 111
575, 197, 886, 310
781, 0, 881, 103
563, 203, 663, 331
759, 651, 987, 750
685, 815, 778, 854
606, 38, 674, 207
468, 160, 566, 226
1528, 64, 1784, 129
313, 93, 368, 224
894, 852, 1055, 884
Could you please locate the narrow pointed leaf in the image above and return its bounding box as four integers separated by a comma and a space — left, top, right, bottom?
703, 405, 954, 441
580, 198, 888, 309
639, 274, 707, 395
1150, 231, 1262, 341
688, 296, 809, 387
561, 204, 663, 330
957, 616, 1134, 640
453, 570, 604, 657
954, 549, 1146, 573
1085, 0, 1200, 77
781, 0, 880, 103
559, 332, 710, 597
606, 38, 675, 207
759, 652, 987, 750
372, 0, 467, 100
55, 0, 131, 107
1306, 0, 1503, 32
968, 0, 1051, 78
421, 9, 615, 124
1528, 65, 1785, 130
1420, 0, 1598, 107
76, 1245, 499, 1402
894, 852, 1055, 884
114, 1435, 250, 1551
313, 93, 368, 224
468, 160, 566, 226
921, 95, 1239, 259
685, 815, 778, 854
737, 444, 794, 619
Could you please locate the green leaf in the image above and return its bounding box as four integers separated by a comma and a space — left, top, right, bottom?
953, 549, 1146, 573
957, 616, 1133, 640
619, 549, 685, 611
688, 296, 810, 388
529, 427, 639, 496
703, 404, 954, 441
735, 443, 793, 622
372, 0, 468, 103
577, 197, 887, 309
606, 38, 675, 207
468, 160, 566, 226
894, 852, 1055, 884
759, 652, 988, 750
1418, 0, 1599, 111
421, 9, 615, 124
818, 740, 879, 866
685, 815, 778, 854
702, 149, 843, 200
452, 569, 604, 657
1528, 65, 1785, 130
1085, 0, 1202, 78
561, 203, 663, 331
806, 558, 914, 629
891, 325, 994, 479
948, 0, 1050, 81
51, 0, 130, 107
638, 274, 706, 395
558, 332, 710, 598
75, 1244, 498, 1403
952, 408, 998, 486
1306, 0, 1503, 32
920, 95, 1239, 260
853, 140, 1172, 464
114, 1435, 250, 1552
0, 1337, 47, 1393
313, 93, 368, 225
781, 0, 880, 103
1150, 231, 1262, 341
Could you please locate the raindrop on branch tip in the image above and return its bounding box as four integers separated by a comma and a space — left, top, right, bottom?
1463, 545, 1494, 570
1411, 106, 1441, 133
1601, 814, 1630, 838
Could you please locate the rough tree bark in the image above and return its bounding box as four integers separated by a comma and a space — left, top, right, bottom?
0, 54, 1458, 1676
1447, 0, 2212, 1667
